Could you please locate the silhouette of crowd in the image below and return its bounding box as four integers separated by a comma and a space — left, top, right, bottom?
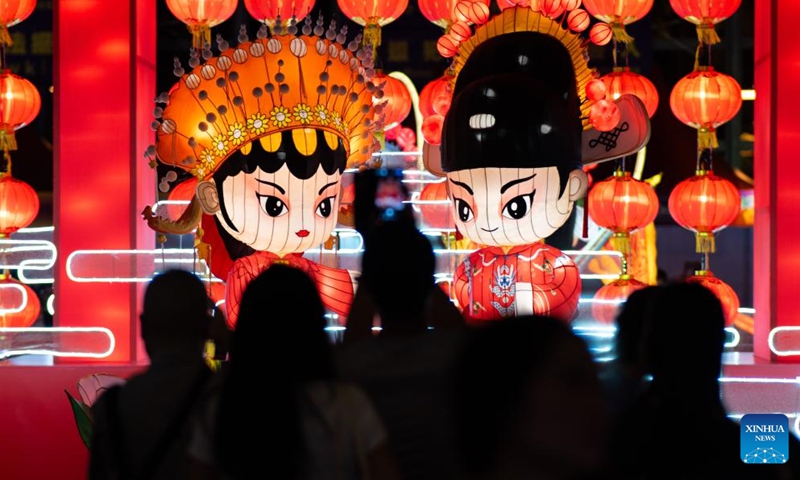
87, 219, 800, 480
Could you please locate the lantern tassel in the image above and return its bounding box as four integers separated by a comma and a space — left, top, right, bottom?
610, 23, 634, 44
611, 232, 631, 255
698, 128, 718, 150
0, 131, 17, 152
0, 26, 12, 47
696, 23, 721, 46
187, 24, 211, 51
696, 232, 716, 254
363, 20, 382, 60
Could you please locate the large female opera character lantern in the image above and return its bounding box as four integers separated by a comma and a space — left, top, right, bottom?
144, 20, 382, 327
424, 8, 651, 323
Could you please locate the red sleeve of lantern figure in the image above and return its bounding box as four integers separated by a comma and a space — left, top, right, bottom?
454, 244, 580, 324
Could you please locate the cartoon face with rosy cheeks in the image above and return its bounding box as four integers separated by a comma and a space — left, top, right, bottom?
212, 163, 340, 256
447, 167, 588, 247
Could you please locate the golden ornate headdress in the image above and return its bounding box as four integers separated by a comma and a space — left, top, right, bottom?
147, 17, 383, 180
448, 7, 597, 130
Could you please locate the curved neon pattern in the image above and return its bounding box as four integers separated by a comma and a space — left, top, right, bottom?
388, 71, 424, 152
46, 293, 55, 316
0, 326, 115, 359
0, 239, 57, 270
768, 327, 800, 356
66, 248, 212, 282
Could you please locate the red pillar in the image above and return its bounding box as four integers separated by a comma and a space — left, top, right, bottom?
753, 0, 800, 362
54, 0, 156, 362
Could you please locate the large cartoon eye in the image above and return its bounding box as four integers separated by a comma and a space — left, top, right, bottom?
454, 198, 474, 222
502, 193, 533, 220
316, 196, 335, 218
257, 194, 288, 217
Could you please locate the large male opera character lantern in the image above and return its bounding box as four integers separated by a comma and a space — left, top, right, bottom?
144, 20, 382, 327
424, 8, 651, 323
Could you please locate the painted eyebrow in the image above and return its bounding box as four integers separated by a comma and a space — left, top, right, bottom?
449, 179, 473, 196
500, 174, 536, 194
318, 181, 338, 195
254, 179, 286, 194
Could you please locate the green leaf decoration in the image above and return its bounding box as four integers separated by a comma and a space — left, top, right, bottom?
65, 390, 93, 450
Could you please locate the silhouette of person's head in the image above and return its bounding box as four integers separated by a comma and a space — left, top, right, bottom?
140, 269, 211, 358
645, 282, 725, 389
615, 286, 662, 372
453, 316, 607, 479
231, 264, 332, 377
360, 221, 435, 329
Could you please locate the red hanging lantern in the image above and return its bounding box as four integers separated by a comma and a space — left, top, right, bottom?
373, 72, 412, 130
669, 0, 741, 46
244, 0, 316, 28
592, 276, 647, 325
669, 66, 741, 150
418, 0, 490, 29
0, 71, 41, 151
418, 181, 453, 230
685, 270, 739, 327
582, 0, 653, 43
422, 114, 444, 145
165, 0, 238, 50
419, 76, 451, 117
588, 171, 659, 254
600, 66, 659, 118
0, 276, 40, 328
0, 175, 38, 236
0, 0, 35, 46
167, 177, 199, 222
337, 0, 408, 50
668, 171, 739, 254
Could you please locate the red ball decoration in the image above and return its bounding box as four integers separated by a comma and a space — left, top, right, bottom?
419, 76, 450, 117
419, 181, 454, 230
464, 1, 490, 24
244, 0, 316, 26
563, 0, 582, 10
0, 72, 41, 151
589, 99, 621, 132
449, 21, 472, 42
585, 78, 607, 101
422, 114, 445, 145
592, 276, 647, 325
670, 67, 741, 149
669, 0, 741, 45
588, 171, 659, 253
437, 34, 459, 58
567, 8, 591, 32
542, 0, 565, 18
0, 276, 40, 328
433, 94, 451, 116
373, 72, 412, 130
600, 67, 659, 118
668, 171, 740, 254
167, 177, 198, 221
685, 270, 739, 327
0, 175, 39, 236
589, 23, 613, 46
418, 0, 490, 28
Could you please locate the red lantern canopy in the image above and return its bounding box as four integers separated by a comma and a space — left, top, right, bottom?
582, 0, 654, 42
167, 177, 199, 222
685, 270, 739, 327
669, 66, 742, 149
588, 171, 659, 253
165, 0, 238, 50
0, 276, 40, 328
419, 76, 451, 118
418, 0, 490, 29
373, 72, 412, 130
668, 171, 739, 254
592, 275, 647, 325
0, 175, 38, 236
669, 0, 741, 45
600, 66, 659, 118
244, 0, 316, 28
337, 0, 408, 50
418, 181, 453, 230
0, 71, 41, 151
0, 0, 35, 46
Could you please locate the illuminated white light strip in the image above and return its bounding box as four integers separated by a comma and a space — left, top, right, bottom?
215, 299, 225, 308
580, 274, 624, 280
718, 377, 800, 384
403, 200, 451, 205
18, 259, 55, 284
18, 226, 55, 234
768, 327, 800, 356
741, 89, 756, 101
46, 294, 54, 316
0, 239, 57, 270
66, 248, 212, 283
738, 307, 755, 314
371, 151, 421, 157
725, 327, 741, 348
0, 327, 115, 359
